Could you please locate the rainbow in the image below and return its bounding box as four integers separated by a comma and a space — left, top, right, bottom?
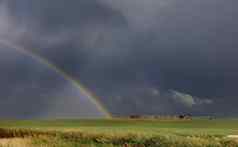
0, 39, 112, 118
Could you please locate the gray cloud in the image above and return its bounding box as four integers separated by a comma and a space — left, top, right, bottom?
0, 0, 238, 118
169, 90, 213, 108
99, 0, 172, 30
104, 83, 215, 116
0, 1, 108, 118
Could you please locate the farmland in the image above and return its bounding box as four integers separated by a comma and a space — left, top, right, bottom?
0, 118, 238, 147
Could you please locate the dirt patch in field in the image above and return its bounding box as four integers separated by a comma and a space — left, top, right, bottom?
0, 138, 32, 147
227, 135, 238, 143
228, 135, 238, 138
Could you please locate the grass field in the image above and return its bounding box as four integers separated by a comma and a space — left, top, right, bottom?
0, 118, 238, 147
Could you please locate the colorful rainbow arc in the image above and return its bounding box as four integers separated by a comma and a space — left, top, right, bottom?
0, 39, 112, 118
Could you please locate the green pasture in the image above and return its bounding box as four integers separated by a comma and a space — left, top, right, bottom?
0, 118, 238, 135
0, 118, 238, 147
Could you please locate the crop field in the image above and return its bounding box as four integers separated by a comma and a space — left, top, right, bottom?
0, 118, 238, 147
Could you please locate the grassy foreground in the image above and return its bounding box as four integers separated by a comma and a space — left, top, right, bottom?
0, 118, 238, 147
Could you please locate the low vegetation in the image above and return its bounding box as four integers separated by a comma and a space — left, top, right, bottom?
0, 118, 237, 146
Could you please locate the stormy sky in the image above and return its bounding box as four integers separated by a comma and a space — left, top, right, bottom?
0, 0, 238, 118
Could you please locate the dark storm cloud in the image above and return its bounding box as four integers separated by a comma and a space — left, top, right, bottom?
0, 0, 238, 118
0, 45, 105, 118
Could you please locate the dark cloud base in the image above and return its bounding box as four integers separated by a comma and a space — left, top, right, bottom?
0, 0, 238, 118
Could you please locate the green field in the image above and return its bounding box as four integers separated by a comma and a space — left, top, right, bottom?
0, 118, 238, 147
